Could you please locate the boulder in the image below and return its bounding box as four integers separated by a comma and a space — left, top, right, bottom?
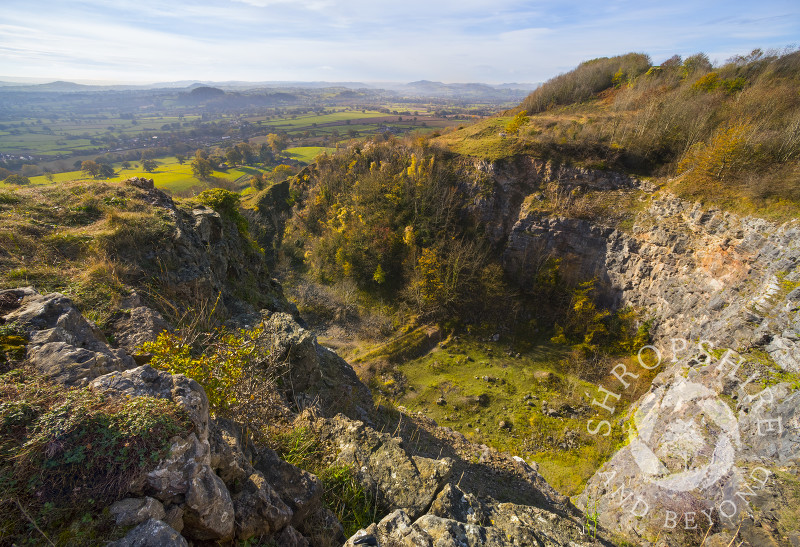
90, 365, 209, 441
1, 288, 134, 386
108, 306, 171, 364
231, 472, 293, 540
142, 433, 234, 541
109, 519, 187, 547
276, 525, 310, 547
109, 497, 165, 527
253, 446, 323, 527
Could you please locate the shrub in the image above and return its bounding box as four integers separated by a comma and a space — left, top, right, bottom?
142, 324, 284, 440
2, 174, 30, 186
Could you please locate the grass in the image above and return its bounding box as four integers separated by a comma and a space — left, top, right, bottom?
284, 146, 336, 163
370, 334, 653, 496
270, 427, 382, 540
0, 365, 191, 546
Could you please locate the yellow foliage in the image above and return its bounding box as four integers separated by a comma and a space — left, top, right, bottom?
679, 123, 754, 185
142, 325, 265, 413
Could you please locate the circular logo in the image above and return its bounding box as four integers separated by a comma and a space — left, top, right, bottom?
628, 376, 741, 492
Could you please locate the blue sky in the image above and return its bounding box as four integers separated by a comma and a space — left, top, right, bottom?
1, 0, 797, 84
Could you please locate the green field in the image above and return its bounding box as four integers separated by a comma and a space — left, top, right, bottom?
4, 156, 272, 195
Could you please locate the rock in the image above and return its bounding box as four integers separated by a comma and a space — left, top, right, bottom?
1, 289, 135, 386
124, 177, 155, 190
143, 433, 234, 541
109, 306, 171, 365
163, 506, 184, 534
344, 509, 430, 547
261, 312, 373, 420
109, 497, 165, 526
310, 414, 452, 520
209, 418, 252, 486
263, 312, 322, 392
276, 525, 310, 547
90, 365, 209, 441
109, 519, 187, 547
429, 484, 490, 526
253, 446, 323, 527
231, 472, 292, 540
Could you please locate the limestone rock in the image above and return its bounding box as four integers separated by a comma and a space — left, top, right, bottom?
311, 414, 452, 520
1, 288, 134, 386
90, 365, 209, 441
109, 519, 187, 547
143, 433, 234, 541
231, 472, 293, 540
276, 525, 310, 547
108, 306, 171, 365
253, 446, 323, 526
109, 496, 165, 527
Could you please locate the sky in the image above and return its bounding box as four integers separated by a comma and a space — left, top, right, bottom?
0, 0, 798, 85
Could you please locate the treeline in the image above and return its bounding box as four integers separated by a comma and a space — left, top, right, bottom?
517, 48, 800, 211
281, 139, 519, 324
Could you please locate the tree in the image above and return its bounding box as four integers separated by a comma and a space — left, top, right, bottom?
21, 164, 40, 177
505, 112, 530, 134
267, 133, 288, 155
121, 161, 131, 169
175, 154, 186, 165
191, 150, 214, 180
81, 160, 101, 178
3, 174, 30, 185
99, 163, 115, 178
141, 159, 158, 172
226, 147, 243, 166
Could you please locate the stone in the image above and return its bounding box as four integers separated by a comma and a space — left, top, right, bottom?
276, 525, 310, 547
253, 446, 322, 526
109, 497, 165, 527
143, 433, 234, 541
163, 506, 184, 534
309, 414, 452, 520
91, 365, 210, 441
231, 471, 293, 540
109, 519, 187, 547
1, 289, 135, 386
109, 306, 171, 365
124, 177, 155, 190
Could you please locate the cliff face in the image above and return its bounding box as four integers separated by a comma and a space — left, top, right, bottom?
468, 157, 800, 546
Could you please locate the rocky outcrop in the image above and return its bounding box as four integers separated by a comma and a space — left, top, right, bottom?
465, 157, 800, 545
0, 287, 135, 386
345, 484, 601, 547
306, 413, 453, 520
264, 311, 374, 421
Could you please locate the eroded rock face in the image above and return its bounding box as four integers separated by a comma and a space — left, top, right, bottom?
0, 288, 135, 386
263, 312, 374, 421
308, 413, 453, 520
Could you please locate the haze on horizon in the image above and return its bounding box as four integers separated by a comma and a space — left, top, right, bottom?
1, 0, 798, 86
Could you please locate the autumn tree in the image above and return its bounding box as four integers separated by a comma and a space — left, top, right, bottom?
267, 133, 288, 155
81, 160, 101, 178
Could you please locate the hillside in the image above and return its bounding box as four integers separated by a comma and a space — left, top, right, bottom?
1, 48, 799, 547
